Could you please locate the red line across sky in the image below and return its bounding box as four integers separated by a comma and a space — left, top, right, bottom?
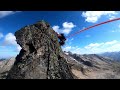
67, 18, 120, 38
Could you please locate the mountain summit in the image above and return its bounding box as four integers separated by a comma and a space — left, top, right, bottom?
6, 21, 74, 79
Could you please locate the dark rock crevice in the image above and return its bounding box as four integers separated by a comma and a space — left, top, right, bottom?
26, 43, 36, 54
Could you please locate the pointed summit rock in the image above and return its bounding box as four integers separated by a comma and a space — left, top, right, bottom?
6, 21, 74, 79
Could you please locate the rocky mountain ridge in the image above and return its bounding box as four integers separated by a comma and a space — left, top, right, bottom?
0, 21, 120, 79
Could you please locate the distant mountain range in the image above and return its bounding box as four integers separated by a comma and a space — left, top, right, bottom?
99, 51, 120, 61
63, 51, 120, 79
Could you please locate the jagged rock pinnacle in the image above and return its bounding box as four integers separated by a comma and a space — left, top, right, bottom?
6, 21, 74, 79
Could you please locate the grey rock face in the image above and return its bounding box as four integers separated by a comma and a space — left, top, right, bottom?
6, 21, 74, 79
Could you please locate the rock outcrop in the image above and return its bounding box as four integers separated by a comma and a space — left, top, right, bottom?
6, 20, 74, 79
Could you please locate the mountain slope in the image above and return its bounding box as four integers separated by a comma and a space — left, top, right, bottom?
64, 52, 120, 79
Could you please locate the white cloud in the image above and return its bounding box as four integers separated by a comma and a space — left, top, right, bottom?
52, 26, 60, 33
0, 33, 3, 39
4, 33, 17, 46
62, 46, 83, 54
82, 11, 117, 23
62, 28, 73, 34
62, 40, 120, 54
16, 44, 22, 52
0, 11, 21, 18
104, 40, 118, 45
2, 33, 21, 52
63, 22, 76, 29
84, 43, 104, 49
52, 22, 76, 35
62, 22, 76, 34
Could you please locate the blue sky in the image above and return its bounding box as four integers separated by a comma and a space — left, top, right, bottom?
0, 11, 120, 58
